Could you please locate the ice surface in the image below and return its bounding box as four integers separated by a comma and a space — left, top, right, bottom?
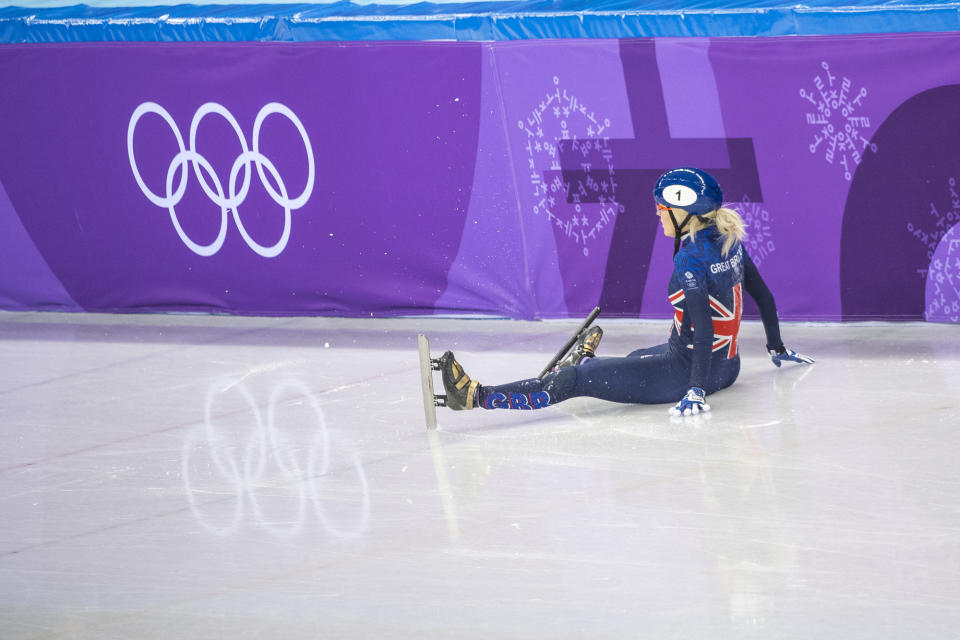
1, 312, 959, 638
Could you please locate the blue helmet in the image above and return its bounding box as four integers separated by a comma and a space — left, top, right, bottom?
653, 167, 723, 216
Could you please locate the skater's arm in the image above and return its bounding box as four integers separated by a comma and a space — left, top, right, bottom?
742, 248, 816, 367
742, 248, 784, 351
671, 277, 712, 417
676, 254, 714, 390
686, 288, 714, 389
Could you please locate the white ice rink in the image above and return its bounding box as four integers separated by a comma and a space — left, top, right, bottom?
1, 311, 959, 639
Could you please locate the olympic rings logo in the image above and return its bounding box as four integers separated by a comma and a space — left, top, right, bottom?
127, 102, 315, 258
182, 378, 369, 539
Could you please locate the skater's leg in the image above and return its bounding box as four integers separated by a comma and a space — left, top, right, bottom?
574, 349, 688, 404
479, 366, 578, 410
625, 342, 670, 359
439, 344, 738, 413
481, 347, 689, 409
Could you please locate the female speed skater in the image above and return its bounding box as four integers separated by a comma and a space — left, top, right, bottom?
438, 167, 815, 417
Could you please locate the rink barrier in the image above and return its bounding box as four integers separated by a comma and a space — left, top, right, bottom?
3, 2, 960, 42
2, 5, 960, 322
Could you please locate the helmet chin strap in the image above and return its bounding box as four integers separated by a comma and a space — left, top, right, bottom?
668, 209, 693, 256
668, 209, 712, 255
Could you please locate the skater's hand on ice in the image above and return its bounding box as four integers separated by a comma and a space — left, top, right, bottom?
670, 387, 710, 417
768, 346, 815, 368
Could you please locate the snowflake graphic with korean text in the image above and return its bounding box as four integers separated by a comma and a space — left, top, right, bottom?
738, 196, 775, 267
800, 61, 877, 181
518, 76, 621, 257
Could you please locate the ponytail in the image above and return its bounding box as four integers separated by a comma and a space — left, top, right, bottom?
713, 207, 746, 256
686, 206, 745, 257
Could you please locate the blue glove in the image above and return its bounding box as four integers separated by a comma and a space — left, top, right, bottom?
669, 387, 710, 417
768, 346, 816, 368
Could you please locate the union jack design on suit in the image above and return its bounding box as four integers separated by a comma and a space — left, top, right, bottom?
669, 282, 743, 359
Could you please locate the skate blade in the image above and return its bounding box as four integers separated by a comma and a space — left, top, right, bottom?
418, 334, 440, 429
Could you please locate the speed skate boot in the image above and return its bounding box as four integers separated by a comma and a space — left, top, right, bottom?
556, 326, 603, 370
438, 351, 481, 410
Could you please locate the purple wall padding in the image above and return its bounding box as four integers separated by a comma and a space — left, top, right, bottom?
2, 33, 960, 321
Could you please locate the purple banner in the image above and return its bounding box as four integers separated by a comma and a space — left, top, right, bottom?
2, 34, 960, 321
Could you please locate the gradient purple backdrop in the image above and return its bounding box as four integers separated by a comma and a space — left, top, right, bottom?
2, 34, 960, 321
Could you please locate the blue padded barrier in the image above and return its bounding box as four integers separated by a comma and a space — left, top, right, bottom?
2, 1, 960, 42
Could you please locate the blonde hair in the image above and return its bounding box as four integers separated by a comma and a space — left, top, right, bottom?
685, 206, 745, 257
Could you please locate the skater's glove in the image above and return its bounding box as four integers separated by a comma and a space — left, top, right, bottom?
669, 387, 710, 417
768, 346, 816, 368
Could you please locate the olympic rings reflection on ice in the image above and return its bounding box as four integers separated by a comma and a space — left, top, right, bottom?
182, 378, 369, 539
